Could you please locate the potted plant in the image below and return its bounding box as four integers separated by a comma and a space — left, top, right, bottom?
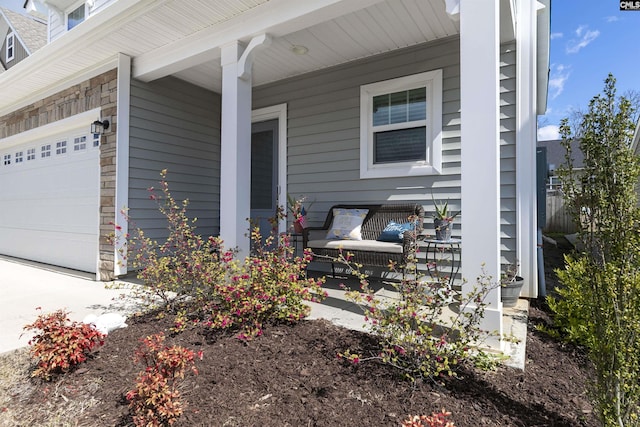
500, 262, 524, 308
287, 194, 313, 234
431, 194, 460, 241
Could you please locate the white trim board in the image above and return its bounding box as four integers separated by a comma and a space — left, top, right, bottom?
252, 103, 288, 234
0, 108, 102, 149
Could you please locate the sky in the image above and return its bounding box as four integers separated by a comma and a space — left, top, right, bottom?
538, 0, 640, 140
0, 0, 24, 14
1, 0, 638, 142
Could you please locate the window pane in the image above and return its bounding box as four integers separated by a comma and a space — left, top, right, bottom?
372, 94, 389, 126
389, 91, 408, 124
408, 88, 426, 121
250, 130, 274, 210
374, 127, 426, 164
68, 5, 85, 30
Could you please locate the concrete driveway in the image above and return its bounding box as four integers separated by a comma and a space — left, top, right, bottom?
0, 256, 139, 354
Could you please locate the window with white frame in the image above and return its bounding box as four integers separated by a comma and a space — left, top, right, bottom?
27, 148, 36, 160
92, 133, 100, 147
67, 2, 86, 31
15, 151, 23, 163
359, 69, 442, 179
6, 32, 14, 62
56, 141, 67, 155
41, 144, 51, 158
3, 154, 11, 165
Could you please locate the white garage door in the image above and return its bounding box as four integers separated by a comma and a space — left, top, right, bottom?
0, 126, 101, 274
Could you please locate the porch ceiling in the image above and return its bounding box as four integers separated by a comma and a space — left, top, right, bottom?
0, 0, 461, 115
169, 0, 460, 93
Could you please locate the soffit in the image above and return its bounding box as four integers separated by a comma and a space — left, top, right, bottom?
157, 0, 460, 92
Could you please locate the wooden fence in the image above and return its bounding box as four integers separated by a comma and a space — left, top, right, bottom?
544, 191, 578, 234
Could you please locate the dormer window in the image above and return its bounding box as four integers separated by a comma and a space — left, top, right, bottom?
6, 32, 14, 62
67, 3, 86, 30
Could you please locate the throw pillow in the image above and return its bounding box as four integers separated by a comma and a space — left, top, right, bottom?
325, 208, 369, 240
377, 221, 415, 243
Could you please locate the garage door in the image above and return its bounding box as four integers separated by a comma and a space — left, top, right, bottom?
0, 125, 101, 274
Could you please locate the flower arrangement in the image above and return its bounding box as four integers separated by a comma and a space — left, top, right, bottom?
287, 194, 314, 232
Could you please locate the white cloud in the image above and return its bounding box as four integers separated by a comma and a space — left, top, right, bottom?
538, 125, 560, 141
548, 64, 570, 100
550, 32, 563, 40
566, 25, 600, 54
605, 16, 618, 23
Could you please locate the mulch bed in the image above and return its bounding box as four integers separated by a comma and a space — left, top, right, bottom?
0, 237, 598, 426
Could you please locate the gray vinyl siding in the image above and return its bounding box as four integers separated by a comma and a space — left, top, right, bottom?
254, 37, 461, 229
253, 36, 518, 268
2, 34, 29, 69
0, 20, 29, 69
0, 20, 8, 69
499, 42, 517, 266
128, 76, 221, 240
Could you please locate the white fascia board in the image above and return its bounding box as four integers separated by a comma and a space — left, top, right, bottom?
0, 0, 166, 114
133, 0, 387, 82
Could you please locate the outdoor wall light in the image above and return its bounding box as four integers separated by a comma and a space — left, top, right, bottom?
91, 119, 109, 134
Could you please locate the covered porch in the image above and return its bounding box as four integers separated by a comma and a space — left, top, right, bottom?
0, 0, 550, 350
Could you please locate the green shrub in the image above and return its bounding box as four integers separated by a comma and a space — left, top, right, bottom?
337, 247, 498, 382
552, 74, 640, 426
110, 170, 326, 340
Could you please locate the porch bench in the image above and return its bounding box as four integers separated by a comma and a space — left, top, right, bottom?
302, 204, 424, 274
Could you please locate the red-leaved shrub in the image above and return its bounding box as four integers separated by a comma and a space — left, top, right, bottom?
23, 308, 105, 380
126, 333, 201, 427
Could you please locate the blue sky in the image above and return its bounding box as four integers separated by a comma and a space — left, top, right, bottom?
0, 1, 24, 13
538, 1, 640, 140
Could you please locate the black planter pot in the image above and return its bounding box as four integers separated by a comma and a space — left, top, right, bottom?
433, 219, 452, 241
501, 276, 524, 308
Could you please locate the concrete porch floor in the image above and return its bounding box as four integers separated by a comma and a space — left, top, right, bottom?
304, 272, 529, 370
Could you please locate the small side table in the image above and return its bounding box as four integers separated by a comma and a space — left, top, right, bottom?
289, 233, 304, 258
423, 238, 461, 288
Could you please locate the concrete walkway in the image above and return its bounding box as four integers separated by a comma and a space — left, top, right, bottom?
0, 256, 139, 353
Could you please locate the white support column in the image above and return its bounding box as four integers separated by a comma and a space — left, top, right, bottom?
460, 0, 503, 348
516, 0, 538, 298
219, 35, 271, 256
114, 53, 131, 278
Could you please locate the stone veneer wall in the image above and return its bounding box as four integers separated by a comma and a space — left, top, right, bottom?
0, 69, 118, 280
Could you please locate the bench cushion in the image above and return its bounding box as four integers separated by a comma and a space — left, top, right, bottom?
307, 238, 403, 254
303, 203, 424, 270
